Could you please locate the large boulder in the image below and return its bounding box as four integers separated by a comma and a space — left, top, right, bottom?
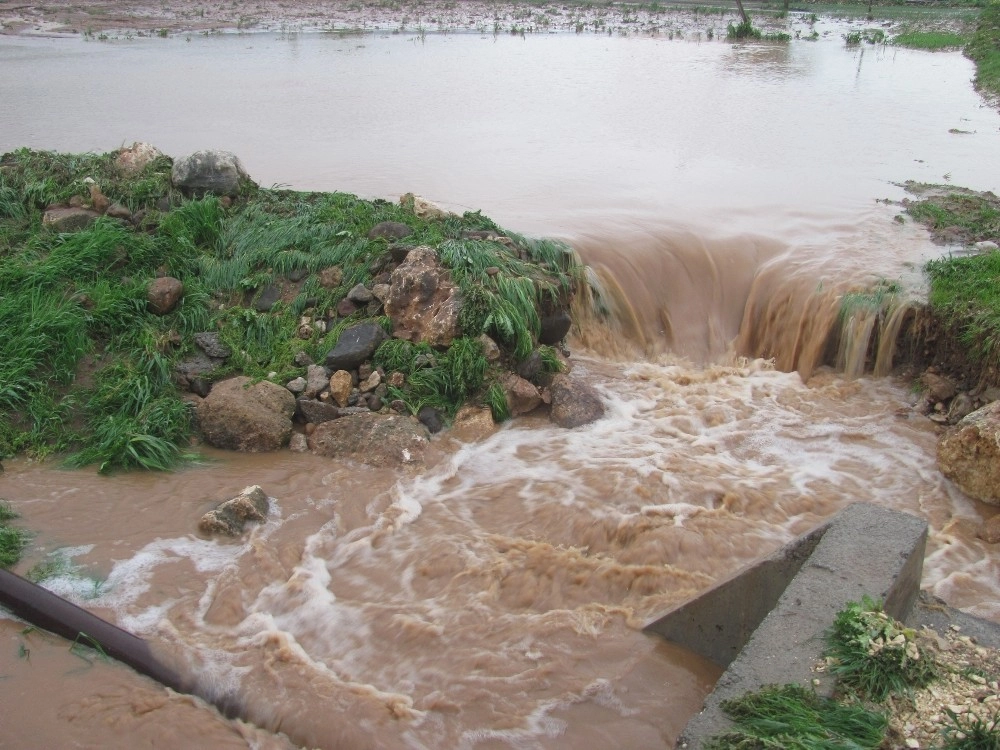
115, 142, 165, 175
938, 401, 1000, 506
196, 376, 296, 452
384, 246, 462, 347
549, 374, 605, 428
308, 413, 428, 467
324, 322, 387, 371
503, 373, 541, 416
198, 485, 270, 537
171, 150, 254, 197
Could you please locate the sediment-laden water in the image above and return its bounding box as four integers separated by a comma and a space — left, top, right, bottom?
1, 25, 999, 750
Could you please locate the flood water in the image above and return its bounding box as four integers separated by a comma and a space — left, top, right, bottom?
2, 26, 1000, 750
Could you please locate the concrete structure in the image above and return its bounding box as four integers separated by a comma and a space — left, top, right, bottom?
644, 503, 928, 749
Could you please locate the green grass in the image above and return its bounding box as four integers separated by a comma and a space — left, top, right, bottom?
925, 249, 1000, 366
0, 147, 573, 467
704, 683, 888, 750
893, 29, 968, 48
941, 707, 1000, 749
966, 1, 1000, 102
824, 597, 938, 702
0, 501, 29, 569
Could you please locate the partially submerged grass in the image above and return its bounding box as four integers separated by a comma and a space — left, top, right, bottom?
0, 501, 29, 569
893, 29, 968, 49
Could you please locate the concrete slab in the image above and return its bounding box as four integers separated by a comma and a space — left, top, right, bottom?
652, 503, 928, 749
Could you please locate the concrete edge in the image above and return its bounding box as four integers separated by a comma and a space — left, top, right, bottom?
656, 502, 928, 749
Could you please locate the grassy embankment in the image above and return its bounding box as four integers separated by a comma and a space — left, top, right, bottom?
0, 149, 579, 480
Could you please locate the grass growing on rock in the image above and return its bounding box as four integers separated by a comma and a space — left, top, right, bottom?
0, 147, 580, 470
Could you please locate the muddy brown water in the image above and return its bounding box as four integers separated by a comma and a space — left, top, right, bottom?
2, 26, 1000, 750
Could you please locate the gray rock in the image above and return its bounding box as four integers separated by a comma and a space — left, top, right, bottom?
42, 206, 100, 232
289, 433, 309, 453
304, 364, 330, 399
947, 392, 976, 424
294, 351, 314, 367
194, 331, 232, 359
297, 399, 341, 425
550, 374, 605, 428
171, 149, 254, 197
324, 322, 387, 371
254, 284, 281, 312
418, 405, 444, 434
539, 310, 572, 345
286, 377, 307, 394
347, 284, 374, 304
368, 221, 413, 241
198, 485, 270, 537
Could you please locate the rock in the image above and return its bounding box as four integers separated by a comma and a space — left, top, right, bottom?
400, 192, 453, 220
938, 401, 1000, 506
347, 284, 374, 304
308, 413, 428, 467
115, 142, 164, 175
368, 221, 413, 241
539, 310, 572, 345
171, 150, 254, 197
196, 376, 296, 452
479, 334, 501, 362
198, 485, 270, 537
147, 276, 184, 315
385, 246, 462, 347
289, 433, 309, 453
948, 392, 976, 424
921, 371, 958, 404
42, 206, 100, 232
336, 298, 358, 317
319, 266, 343, 288
286, 377, 307, 394
417, 405, 444, 434
517, 350, 544, 382
254, 284, 281, 312
294, 351, 314, 367
304, 364, 329, 399
105, 203, 133, 222
372, 283, 391, 303
550, 374, 605, 428
328, 370, 353, 407
389, 244, 414, 263
325, 322, 387, 372
977, 514, 1000, 544
174, 351, 216, 393
194, 331, 231, 359
359, 371, 381, 393
298, 398, 341, 425
451, 405, 497, 441
87, 182, 110, 214
974, 240, 999, 253
388, 371, 405, 388
503, 373, 542, 416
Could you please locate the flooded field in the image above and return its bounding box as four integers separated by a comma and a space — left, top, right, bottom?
1, 14, 1000, 749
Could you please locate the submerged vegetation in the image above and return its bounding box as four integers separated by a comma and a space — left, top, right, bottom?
0, 501, 28, 568
0, 147, 581, 471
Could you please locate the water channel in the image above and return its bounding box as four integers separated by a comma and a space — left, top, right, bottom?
1, 25, 999, 749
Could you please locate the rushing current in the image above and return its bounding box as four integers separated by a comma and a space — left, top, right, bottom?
1, 23, 999, 749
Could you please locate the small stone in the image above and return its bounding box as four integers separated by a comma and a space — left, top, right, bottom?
286, 377, 307, 394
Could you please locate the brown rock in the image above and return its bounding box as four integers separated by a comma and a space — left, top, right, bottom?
328, 370, 353, 407
503, 373, 541, 416
450, 405, 498, 442
922, 371, 958, 403
384, 246, 462, 347
308, 413, 428, 467
147, 276, 184, 315
105, 203, 133, 221
198, 485, 270, 536
196, 376, 295, 452
938, 401, 1000, 506
319, 266, 343, 289
88, 183, 110, 214
115, 142, 164, 175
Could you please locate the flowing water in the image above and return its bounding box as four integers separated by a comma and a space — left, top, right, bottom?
2, 25, 1000, 750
